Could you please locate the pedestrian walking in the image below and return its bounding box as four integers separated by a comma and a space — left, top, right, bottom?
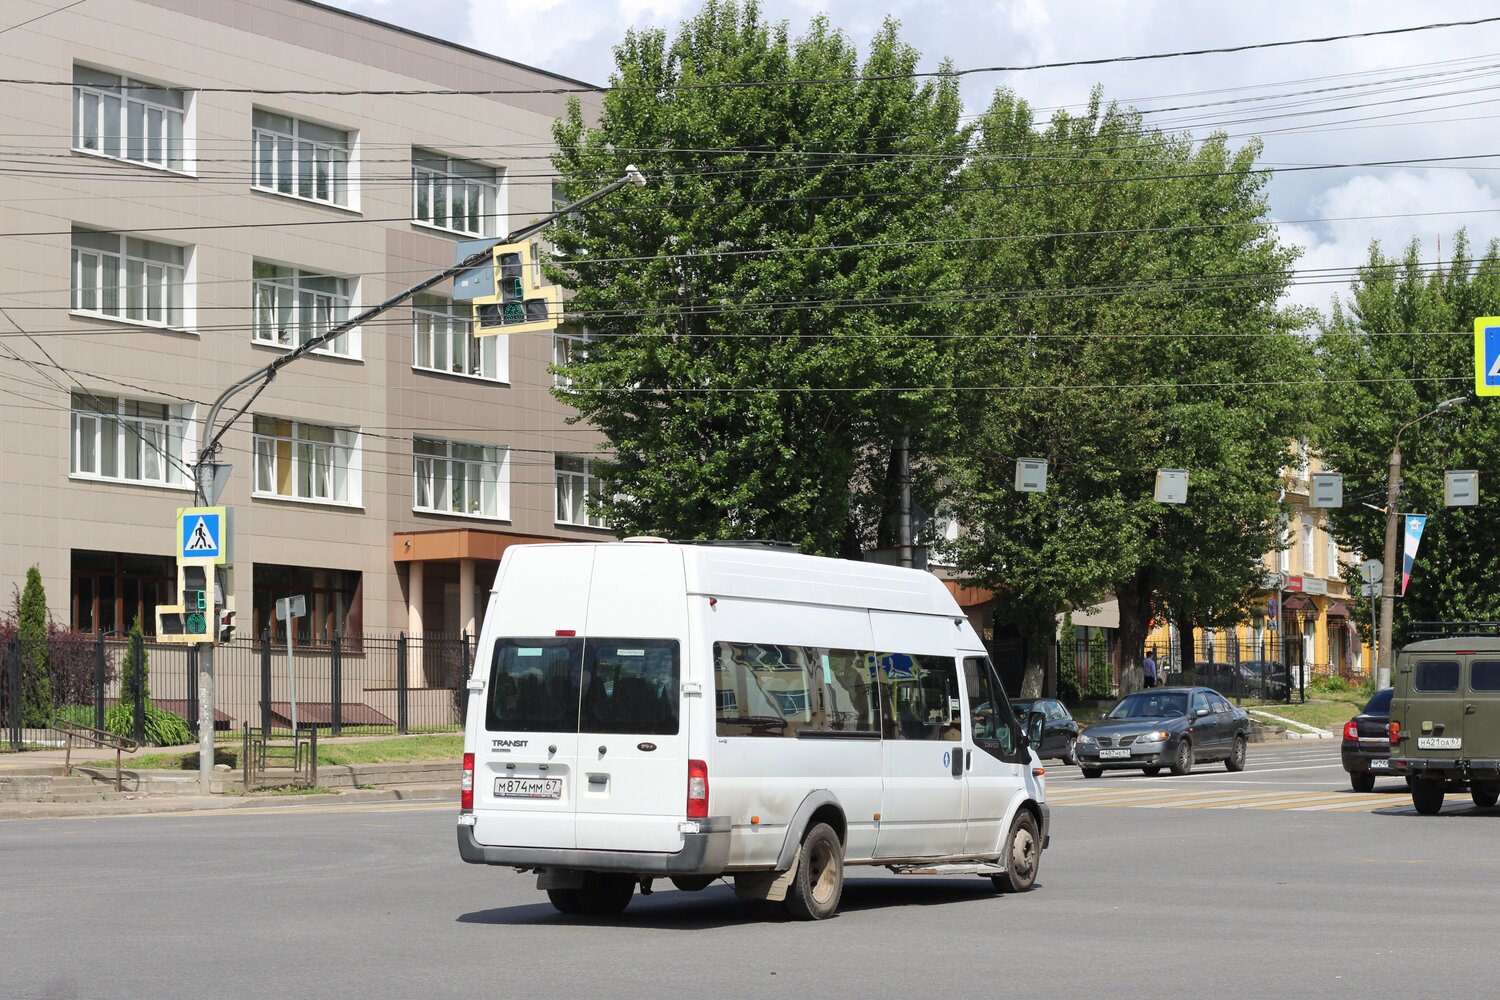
1143, 647, 1159, 688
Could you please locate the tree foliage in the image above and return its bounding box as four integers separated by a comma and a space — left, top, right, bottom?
549, 0, 965, 554
17, 566, 53, 727
1315, 232, 1500, 642
121, 616, 150, 706
941, 91, 1312, 694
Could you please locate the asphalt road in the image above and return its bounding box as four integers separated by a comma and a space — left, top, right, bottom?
4, 741, 1494, 1000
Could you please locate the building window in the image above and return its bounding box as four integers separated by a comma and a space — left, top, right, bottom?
1325, 530, 1340, 580
253, 416, 359, 505
71, 229, 186, 328
252, 109, 351, 207
412, 149, 498, 237
413, 438, 508, 519
413, 294, 503, 380
252, 261, 356, 357
70, 391, 191, 487
552, 330, 590, 389
252, 564, 362, 645
1278, 522, 1291, 574
1302, 519, 1316, 575
71, 550, 175, 636
556, 454, 607, 528
72, 66, 186, 171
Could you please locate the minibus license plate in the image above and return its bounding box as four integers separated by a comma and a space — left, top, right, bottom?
495, 777, 562, 799
1418, 737, 1461, 750
1099, 749, 1131, 759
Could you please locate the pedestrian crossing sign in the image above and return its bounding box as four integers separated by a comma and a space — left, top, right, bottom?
1474, 317, 1500, 397
177, 506, 231, 565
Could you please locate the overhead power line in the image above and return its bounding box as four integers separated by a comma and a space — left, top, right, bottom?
4, 16, 1500, 96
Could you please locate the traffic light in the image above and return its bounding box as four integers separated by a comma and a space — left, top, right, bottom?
470, 241, 561, 336
157, 565, 213, 642
217, 609, 237, 645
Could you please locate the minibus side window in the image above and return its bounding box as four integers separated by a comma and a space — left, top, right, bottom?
1470, 660, 1500, 692
713, 642, 880, 738
876, 654, 962, 742
580, 639, 680, 736
1415, 660, 1460, 692
962, 655, 1022, 762
486, 638, 581, 733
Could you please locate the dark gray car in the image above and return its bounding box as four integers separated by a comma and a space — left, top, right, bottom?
1075, 686, 1251, 778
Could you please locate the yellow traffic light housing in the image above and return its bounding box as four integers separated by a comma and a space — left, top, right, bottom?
470, 241, 561, 336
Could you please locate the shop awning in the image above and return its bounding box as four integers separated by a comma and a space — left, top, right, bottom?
1325, 600, 1351, 618
1281, 594, 1313, 611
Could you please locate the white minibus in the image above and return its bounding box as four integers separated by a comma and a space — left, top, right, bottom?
457, 539, 1049, 920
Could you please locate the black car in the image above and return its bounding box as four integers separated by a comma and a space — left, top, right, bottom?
1012, 698, 1080, 765
1075, 686, 1252, 778
1342, 687, 1402, 792
1195, 660, 1290, 701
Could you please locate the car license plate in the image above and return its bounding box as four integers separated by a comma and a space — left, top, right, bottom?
494, 776, 562, 799
1369, 759, 1390, 770
1418, 737, 1461, 750
1099, 748, 1131, 759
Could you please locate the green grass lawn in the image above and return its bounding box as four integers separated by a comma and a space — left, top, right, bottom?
1243, 699, 1363, 733
89, 733, 465, 771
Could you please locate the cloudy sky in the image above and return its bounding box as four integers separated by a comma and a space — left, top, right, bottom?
329, 0, 1500, 313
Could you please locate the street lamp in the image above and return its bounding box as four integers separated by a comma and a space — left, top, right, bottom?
1377, 395, 1468, 687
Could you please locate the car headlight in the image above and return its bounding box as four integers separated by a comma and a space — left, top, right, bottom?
1077, 733, 1097, 746
1134, 730, 1171, 744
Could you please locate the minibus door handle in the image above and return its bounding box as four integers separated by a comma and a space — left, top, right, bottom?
951, 749, 964, 777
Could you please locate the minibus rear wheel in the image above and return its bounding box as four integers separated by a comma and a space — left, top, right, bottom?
785, 823, 844, 920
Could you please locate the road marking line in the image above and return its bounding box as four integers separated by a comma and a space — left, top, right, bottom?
1239, 794, 1367, 810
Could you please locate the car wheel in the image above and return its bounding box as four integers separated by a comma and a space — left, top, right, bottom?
785, 823, 844, 921
1169, 739, 1194, 776
1142, 766, 1162, 777
1350, 772, 1376, 793
1225, 736, 1247, 773
547, 889, 583, 914
1471, 782, 1500, 808
990, 810, 1041, 893
1061, 737, 1078, 766
1081, 766, 1103, 779
577, 873, 635, 915
1411, 778, 1445, 815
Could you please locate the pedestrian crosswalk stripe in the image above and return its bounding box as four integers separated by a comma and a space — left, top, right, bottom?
1047, 786, 1415, 812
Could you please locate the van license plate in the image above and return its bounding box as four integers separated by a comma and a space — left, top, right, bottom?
1099, 749, 1131, 759
494, 777, 562, 799
1418, 737, 1461, 750
1369, 759, 1390, 770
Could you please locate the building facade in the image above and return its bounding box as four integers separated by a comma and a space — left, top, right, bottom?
0, 0, 609, 645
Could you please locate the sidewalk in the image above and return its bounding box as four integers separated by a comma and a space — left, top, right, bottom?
0, 739, 457, 820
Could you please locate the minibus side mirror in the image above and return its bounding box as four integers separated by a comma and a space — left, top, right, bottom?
1025, 711, 1045, 748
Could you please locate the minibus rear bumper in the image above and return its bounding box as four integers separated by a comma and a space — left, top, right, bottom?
457, 816, 732, 875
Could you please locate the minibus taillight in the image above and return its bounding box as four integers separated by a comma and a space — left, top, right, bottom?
1388, 721, 1401, 746
461, 752, 475, 811
687, 759, 709, 818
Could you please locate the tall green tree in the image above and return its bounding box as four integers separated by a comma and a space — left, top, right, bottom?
17, 566, 53, 727
548, 0, 965, 555
943, 91, 1311, 694
1315, 232, 1500, 643
121, 615, 150, 706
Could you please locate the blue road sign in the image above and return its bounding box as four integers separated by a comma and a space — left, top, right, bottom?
1474, 317, 1500, 397
180, 509, 222, 561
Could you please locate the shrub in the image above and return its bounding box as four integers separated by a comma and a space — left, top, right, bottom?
18, 567, 53, 726
1085, 642, 1114, 699
1308, 674, 1348, 696
104, 701, 191, 747
120, 617, 150, 705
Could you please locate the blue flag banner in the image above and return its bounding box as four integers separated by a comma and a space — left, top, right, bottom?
1401, 514, 1427, 597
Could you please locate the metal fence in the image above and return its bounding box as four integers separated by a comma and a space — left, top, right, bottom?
3, 630, 475, 751
1063, 631, 1307, 704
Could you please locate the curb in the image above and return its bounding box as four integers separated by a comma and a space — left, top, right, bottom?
0, 782, 453, 821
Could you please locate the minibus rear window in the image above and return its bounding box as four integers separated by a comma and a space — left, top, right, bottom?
1470, 661, 1500, 692
580, 639, 680, 736
486, 639, 582, 732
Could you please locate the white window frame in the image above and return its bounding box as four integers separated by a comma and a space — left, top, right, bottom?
71, 229, 188, 329
412, 149, 499, 237
555, 454, 608, 528
72, 66, 188, 172
252, 109, 354, 208
252, 416, 361, 506
413, 295, 504, 381
413, 438, 509, 519
252, 261, 359, 358
69, 391, 193, 489
552, 330, 591, 389
1277, 522, 1291, 574
1302, 519, 1316, 575
1325, 530, 1340, 580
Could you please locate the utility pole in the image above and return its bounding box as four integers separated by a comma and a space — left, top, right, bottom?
898, 432, 913, 568
186, 166, 647, 792
1376, 396, 1466, 688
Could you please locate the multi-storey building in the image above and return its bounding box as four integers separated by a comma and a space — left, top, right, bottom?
0, 0, 609, 646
